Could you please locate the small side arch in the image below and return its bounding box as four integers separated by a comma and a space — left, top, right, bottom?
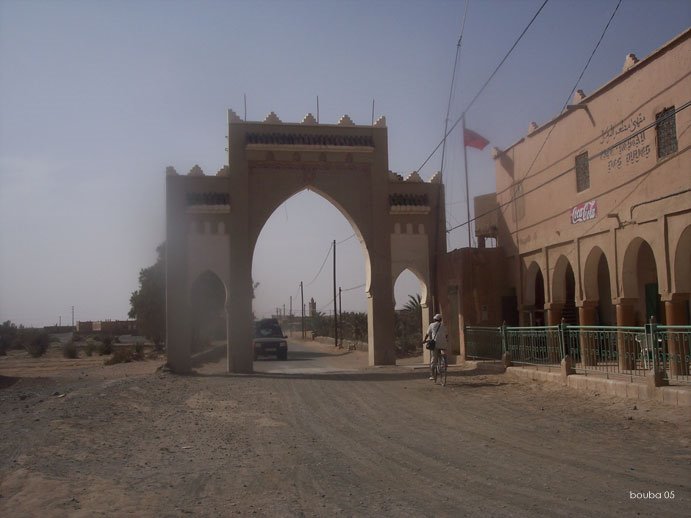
672, 225, 691, 294
524, 260, 544, 307
551, 255, 573, 304
189, 270, 228, 354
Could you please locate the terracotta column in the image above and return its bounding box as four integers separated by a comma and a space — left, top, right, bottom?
616, 299, 636, 371
546, 303, 564, 326
664, 294, 690, 376
578, 301, 598, 366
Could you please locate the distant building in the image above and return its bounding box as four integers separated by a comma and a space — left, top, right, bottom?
76, 320, 138, 335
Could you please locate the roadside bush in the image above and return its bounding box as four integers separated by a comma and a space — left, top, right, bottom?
104, 346, 143, 365
105, 347, 133, 365
99, 336, 113, 356
134, 341, 145, 357
72, 333, 83, 342
0, 320, 19, 355
23, 331, 50, 358
85, 341, 94, 356
62, 340, 78, 359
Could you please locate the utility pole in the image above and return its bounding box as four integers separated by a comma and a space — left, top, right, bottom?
333, 239, 338, 347
71, 306, 74, 328
300, 281, 305, 339
289, 296, 293, 318
338, 287, 342, 348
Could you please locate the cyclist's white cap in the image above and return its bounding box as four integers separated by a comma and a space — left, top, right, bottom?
433, 314, 442, 321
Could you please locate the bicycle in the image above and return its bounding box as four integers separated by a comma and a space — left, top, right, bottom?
431, 349, 448, 386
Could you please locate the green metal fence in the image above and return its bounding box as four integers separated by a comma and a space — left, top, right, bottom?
465, 323, 690, 384
563, 325, 648, 378
505, 325, 563, 366
465, 326, 503, 360
657, 325, 691, 383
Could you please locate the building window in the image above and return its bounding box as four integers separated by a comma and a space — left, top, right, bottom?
575, 151, 589, 192
656, 106, 678, 159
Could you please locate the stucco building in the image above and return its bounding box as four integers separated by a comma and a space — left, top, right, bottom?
443, 29, 690, 368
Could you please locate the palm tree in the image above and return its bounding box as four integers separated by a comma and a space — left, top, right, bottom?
403, 294, 422, 313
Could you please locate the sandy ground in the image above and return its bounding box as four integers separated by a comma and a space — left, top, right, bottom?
1, 340, 689, 517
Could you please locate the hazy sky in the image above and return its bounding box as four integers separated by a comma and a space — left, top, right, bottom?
1, 0, 689, 326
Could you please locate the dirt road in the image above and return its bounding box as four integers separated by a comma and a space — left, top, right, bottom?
1, 339, 689, 517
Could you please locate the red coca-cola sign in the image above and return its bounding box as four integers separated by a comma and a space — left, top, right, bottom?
571, 200, 597, 224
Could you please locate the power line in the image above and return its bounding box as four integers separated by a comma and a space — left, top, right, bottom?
496, 0, 622, 200
304, 242, 333, 287
341, 283, 365, 293
447, 0, 623, 236
317, 283, 365, 312
337, 233, 355, 245
416, 0, 550, 174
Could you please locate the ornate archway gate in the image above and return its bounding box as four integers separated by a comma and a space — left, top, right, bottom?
165, 110, 445, 373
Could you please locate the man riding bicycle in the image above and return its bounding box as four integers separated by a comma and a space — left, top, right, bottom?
423, 313, 447, 382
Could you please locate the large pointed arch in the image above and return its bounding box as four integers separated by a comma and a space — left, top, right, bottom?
249, 186, 372, 295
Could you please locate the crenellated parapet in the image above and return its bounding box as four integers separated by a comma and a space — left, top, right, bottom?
227, 109, 386, 128
388, 170, 441, 184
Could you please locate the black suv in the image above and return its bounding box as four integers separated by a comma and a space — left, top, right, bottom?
253, 319, 288, 360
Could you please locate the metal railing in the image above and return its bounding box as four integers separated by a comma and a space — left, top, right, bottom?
465, 326, 503, 360
657, 325, 691, 383
505, 325, 563, 366
563, 325, 648, 378
465, 322, 690, 384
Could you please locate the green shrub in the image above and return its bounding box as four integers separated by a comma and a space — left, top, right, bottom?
99, 336, 113, 356
62, 340, 78, 359
134, 341, 145, 357
1, 320, 19, 355
85, 341, 94, 356
23, 331, 50, 358
105, 347, 134, 365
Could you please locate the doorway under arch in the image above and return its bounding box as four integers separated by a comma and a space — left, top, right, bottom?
251, 189, 369, 352
393, 268, 429, 358
583, 247, 615, 325
524, 261, 545, 326
552, 256, 578, 325
189, 270, 227, 356
622, 238, 661, 324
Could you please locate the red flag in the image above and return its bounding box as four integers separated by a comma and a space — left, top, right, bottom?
463, 128, 489, 150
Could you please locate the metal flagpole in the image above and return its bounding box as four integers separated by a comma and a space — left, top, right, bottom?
332, 240, 337, 347
462, 114, 472, 248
